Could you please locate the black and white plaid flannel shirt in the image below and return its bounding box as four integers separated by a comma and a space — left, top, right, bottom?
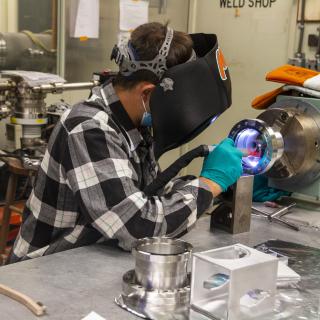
9, 80, 214, 263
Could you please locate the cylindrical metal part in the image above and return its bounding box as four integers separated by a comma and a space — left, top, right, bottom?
270, 203, 296, 218
32, 81, 99, 93
14, 91, 47, 120
22, 126, 42, 139
61, 81, 98, 91
296, 0, 306, 55
132, 238, 192, 291
229, 119, 284, 175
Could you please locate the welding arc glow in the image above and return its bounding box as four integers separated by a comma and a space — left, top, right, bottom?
245, 158, 260, 168
210, 116, 219, 124
234, 128, 268, 172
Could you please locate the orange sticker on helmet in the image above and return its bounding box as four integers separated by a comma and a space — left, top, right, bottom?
216, 47, 228, 81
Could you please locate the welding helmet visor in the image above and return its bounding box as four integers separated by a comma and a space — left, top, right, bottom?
150, 33, 232, 159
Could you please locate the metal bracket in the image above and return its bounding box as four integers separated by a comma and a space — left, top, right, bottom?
211, 175, 254, 234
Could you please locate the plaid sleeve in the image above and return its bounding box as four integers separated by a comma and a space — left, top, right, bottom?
64, 118, 214, 250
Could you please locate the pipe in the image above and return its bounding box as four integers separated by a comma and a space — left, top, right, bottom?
51, 0, 58, 50
57, 0, 66, 77
316, 26, 320, 56
32, 81, 99, 93
296, 0, 306, 56
60, 81, 99, 91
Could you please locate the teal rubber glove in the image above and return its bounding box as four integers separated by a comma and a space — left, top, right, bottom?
253, 175, 291, 202
200, 138, 243, 191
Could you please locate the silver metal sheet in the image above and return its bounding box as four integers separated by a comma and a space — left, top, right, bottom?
255, 240, 320, 320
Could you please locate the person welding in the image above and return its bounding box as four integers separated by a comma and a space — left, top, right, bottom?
8, 22, 242, 263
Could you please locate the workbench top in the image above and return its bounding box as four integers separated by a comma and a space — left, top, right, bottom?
0, 215, 319, 320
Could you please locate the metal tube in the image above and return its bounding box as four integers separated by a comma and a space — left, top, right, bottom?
272, 216, 300, 231
251, 206, 299, 231
57, 0, 66, 78
316, 27, 320, 56
270, 203, 296, 218
59, 81, 98, 91
132, 238, 192, 291
32, 81, 99, 93
51, 0, 58, 50
296, 0, 306, 55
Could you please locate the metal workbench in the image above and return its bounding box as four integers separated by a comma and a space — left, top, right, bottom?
0, 214, 320, 320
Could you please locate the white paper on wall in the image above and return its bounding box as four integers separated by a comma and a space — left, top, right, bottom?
117, 31, 131, 47
69, 0, 100, 39
119, 0, 149, 32
297, 0, 320, 21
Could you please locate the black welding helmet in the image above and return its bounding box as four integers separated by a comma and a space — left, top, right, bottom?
111, 29, 232, 159
150, 33, 232, 159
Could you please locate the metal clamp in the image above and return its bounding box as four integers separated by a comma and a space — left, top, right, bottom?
252, 203, 299, 231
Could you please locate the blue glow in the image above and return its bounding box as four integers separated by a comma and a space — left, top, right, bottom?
204, 273, 229, 289
245, 158, 259, 168
234, 128, 269, 174
210, 116, 219, 124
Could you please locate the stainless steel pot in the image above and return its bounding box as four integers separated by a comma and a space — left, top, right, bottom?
132, 237, 192, 291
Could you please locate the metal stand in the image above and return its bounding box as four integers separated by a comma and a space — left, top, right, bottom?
211, 175, 254, 234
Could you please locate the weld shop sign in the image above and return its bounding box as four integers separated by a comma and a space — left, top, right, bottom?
220, 0, 277, 8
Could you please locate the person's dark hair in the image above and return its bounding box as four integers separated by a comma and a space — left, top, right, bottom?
113, 22, 193, 89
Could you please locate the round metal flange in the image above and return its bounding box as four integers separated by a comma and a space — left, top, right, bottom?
116, 238, 193, 319
132, 237, 192, 291
229, 119, 284, 175
115, 269, 190, 319
123, 269, 190, 303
